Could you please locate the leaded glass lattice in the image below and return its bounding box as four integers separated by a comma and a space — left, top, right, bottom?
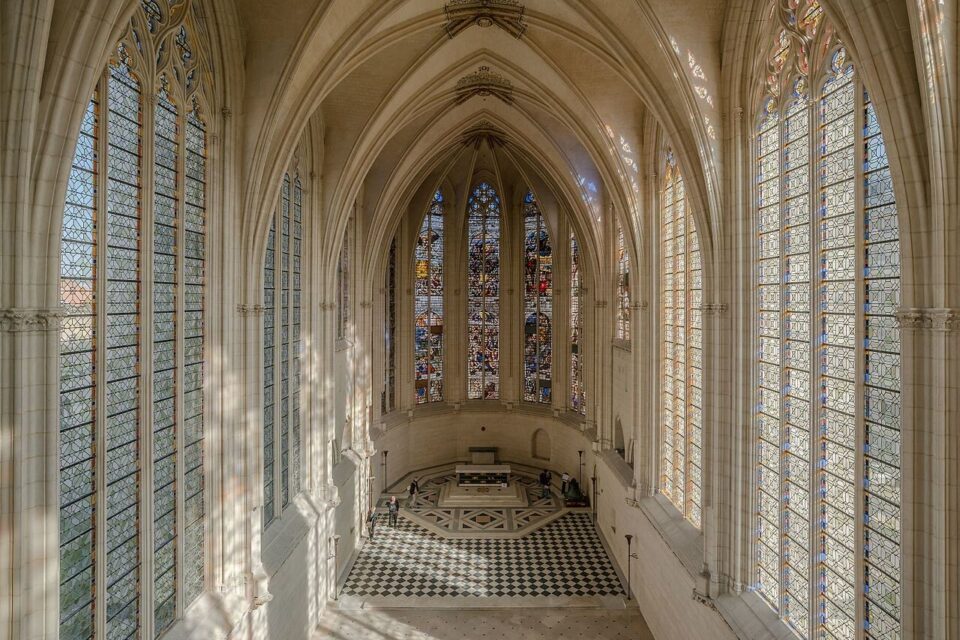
263, 215, 276, 525
616, 221, 631, 341
467, 183, 501, 400
59, 91, 98, 640
659, 152, 703, 528
415, 191, 444, 404
570, 233, 585, 414
152, 84, 178, 635
522, 191, 553, 404
751, 5, 902, 636
104, 60, 142, 640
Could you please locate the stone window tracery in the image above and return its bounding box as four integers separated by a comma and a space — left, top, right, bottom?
615, 221, 631, 341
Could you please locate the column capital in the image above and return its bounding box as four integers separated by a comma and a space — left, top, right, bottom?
235, 304, 264, 316
0, 307, 65, 332
896, 307, 960, 332
701, 303, 728, 316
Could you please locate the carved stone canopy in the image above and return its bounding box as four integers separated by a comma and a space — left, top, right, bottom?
444, 0, 527, 39
455, 66, 514, 106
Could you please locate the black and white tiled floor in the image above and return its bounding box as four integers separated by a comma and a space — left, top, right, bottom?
342, 512, 624, 599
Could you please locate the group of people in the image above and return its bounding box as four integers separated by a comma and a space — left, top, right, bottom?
366, 477, 420, 541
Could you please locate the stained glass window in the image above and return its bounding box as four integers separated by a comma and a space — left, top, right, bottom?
104, 59, 143, 640
337, 223, 350, 341
659, 152, 703, 528
291, 177, 302, 496
522, 191, 552, 403
59, 89, 98, 640
570, 232, 585, 414
466, 182, 501, 400
384, 236, 397, 411
415, 191, 444, 404
752, 4, 902, 637
59, 7, 210, 632
153, 80, 178, 635
615, 221, 631, 341
263, 173, 305, 527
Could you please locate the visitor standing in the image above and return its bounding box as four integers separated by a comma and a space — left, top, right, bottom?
409, 477, 420, 506
541, 469, 552, 499
561, 471, 571, 495
366, 508, 377, 541
387, 495, 400, 527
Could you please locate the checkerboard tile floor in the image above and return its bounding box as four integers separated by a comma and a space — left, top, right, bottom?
342, 513, 624, 599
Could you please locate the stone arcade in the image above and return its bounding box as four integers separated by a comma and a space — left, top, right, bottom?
2, 1, 959, 640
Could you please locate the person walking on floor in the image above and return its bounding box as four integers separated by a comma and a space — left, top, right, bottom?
387, 495, 400, 527
366, 508, 377, 541
408, 477, 420, 506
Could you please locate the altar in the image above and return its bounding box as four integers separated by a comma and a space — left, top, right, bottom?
455, 464, 511, 487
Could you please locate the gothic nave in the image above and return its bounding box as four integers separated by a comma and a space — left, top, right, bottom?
2, 1, 958, 639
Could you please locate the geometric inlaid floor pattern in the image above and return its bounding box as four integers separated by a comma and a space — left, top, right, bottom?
376, 471, 566, 536
341, 512, 625, 599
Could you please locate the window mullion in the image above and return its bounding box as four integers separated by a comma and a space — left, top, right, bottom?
777, 106, 788, 627
174, 104, 188, 624
94, 70, 110, 640
853, 76, 868, 640
139, 86, 158, 640
273, 203, 282, 516
806, 98, 819, 640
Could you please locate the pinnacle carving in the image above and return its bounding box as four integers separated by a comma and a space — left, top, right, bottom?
455, 66, 514, 105
444, 0, 527, 39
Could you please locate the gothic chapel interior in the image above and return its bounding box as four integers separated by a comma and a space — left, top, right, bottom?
2, 1, 958, 639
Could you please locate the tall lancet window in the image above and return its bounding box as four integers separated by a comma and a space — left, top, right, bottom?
384, 237, 398, 412
466, 182, 502, 399
753, 3, 902, 637
570, 232, 585, 414
615, 221, 631, 341
522, 191, 553, 403
263, 173, 304, 527
414, 190, 445, 403
659, 151, 703, 528
58, 3, 209, 636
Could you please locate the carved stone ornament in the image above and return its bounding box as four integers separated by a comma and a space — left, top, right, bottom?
455, 66, 514, 105
896, 307, 959, 332
701, 303, 728, 315
444, 0, 527, 39
0, 308, 65, 333
236, 304, 265, 316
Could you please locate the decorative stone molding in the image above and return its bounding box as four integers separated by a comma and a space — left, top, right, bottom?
444, 0, 527, 39
359, 300, 373, 309
319, 302, 336, 311
701, 303, 728, 315
0, 307, 65, 333
631, 301, 648, 310
595, 300, 608, 308
221, 106, 232, 119
235, 304, 265, 316
896, 307, 960, 332
455, 66, 514, 105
